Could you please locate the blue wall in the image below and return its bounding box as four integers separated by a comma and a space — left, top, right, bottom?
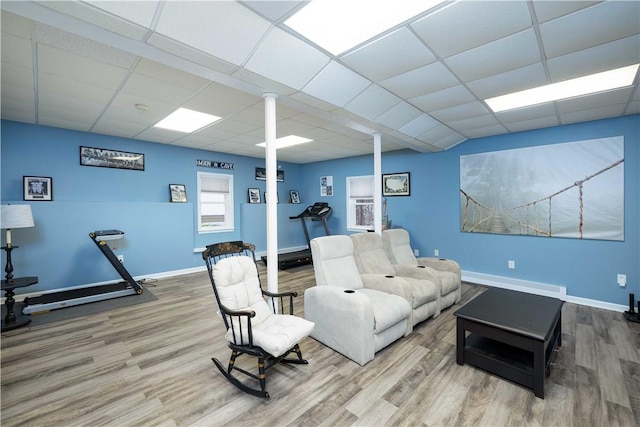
1, 120, 306, 293
2, 115, 638, 305
300, 115, 639, 306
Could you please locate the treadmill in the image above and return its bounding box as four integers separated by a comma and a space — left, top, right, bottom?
262, 202, 332, 270
23, 230, 143, 314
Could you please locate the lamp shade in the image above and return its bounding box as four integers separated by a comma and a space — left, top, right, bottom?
1, 205, 35, 230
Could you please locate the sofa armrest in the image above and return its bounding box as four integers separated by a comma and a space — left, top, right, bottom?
360, 273, 412, 302
304, 286, 375, 365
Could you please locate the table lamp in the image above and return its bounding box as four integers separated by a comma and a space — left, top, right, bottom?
1, 204, 35, 282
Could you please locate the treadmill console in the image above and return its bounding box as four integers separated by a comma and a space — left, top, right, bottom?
306, 202, 331, 217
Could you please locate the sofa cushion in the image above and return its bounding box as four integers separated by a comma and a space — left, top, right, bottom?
382, 229, 419, 265
311, 236, 364, 289
358, 288, 411, 333
403, 276, 438, 307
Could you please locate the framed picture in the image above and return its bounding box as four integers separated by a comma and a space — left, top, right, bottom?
24, 176, 53, 201
169, 184, 187, 203
80, 146, 144, 171
382, 172, 410, 196
290, 190, 300, 204
248, 188, 261, 204
255, 167, 284, 182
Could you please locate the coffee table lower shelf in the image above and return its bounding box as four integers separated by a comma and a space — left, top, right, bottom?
464, 334, 536, 392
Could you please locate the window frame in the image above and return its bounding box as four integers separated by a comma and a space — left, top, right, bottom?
197, 171, 234, 233
346, 175, 374, 231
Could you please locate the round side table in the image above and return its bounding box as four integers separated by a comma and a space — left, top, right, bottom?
1, 276, 38, 332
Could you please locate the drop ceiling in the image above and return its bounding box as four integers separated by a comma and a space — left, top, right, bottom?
1, 1, 638, 164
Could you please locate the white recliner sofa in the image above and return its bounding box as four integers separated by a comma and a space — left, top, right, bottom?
304, 235, 412, 366
350, 232, 440, 324
382, 228, 461, 311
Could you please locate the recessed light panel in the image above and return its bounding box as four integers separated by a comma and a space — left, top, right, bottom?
486, 64, 639, 112
154, 108, 221, 133
284, 0, 443, 56
257, 135, 313, 149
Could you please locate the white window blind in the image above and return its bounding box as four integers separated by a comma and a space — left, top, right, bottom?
347, 175, 374, 230
197, 172, 234, 232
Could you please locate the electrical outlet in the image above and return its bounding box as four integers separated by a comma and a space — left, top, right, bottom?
434, 249, 439, 256
117, 254, 124, 264
618, 274, 626, 287
414, 249, 419, 257
508, 260, 515, 269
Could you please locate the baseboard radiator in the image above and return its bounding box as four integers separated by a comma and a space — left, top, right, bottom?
462, 271, 567, 301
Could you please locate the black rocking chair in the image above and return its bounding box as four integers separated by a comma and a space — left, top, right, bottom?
202, 241, 314, 398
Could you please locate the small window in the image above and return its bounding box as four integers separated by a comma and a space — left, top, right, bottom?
197, 172, 234, 233
346, 175, 374, 230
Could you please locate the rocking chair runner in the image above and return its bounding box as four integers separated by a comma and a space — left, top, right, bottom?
202, 241, 314, 398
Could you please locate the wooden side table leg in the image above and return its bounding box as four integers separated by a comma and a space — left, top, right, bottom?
4, 287, 17, 323
456, 317, 465, 365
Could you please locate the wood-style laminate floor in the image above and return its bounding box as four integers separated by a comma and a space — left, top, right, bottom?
2, 264, 639, 426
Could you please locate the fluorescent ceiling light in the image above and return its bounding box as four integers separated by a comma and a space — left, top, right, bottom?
486, 64, 640, 112
154, 108, 221, 133
257, 135, 313, 149
284, 0, 442, 56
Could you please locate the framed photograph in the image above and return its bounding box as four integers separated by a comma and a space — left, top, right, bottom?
24, 176, 53, 201
169, 184, 187, 203
290, 190, 300, 204
248, 188, 261, 204
383, 172, 410, 196
255, 167, 284, 182
80, 146, 144, 171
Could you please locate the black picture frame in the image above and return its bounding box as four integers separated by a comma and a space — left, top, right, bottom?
169, 184, 187, 202
80, 146, 145, 171
382, 172, 410, 196
24, 176, 53, 201
248, 188, 261, 204
290, 190, 300, 204
255, 167, 284, 182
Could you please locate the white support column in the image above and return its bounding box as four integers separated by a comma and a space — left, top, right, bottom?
263, 93, 278, 296
373, 133, 382, 235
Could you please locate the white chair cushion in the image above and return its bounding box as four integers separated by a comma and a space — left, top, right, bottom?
225, 314, 314, 358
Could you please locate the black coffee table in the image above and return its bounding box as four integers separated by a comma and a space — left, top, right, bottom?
454, 287, 563, 398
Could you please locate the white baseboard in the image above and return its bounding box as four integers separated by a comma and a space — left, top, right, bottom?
462, 270, 627, 313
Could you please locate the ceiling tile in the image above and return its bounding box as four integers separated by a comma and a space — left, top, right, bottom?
231, 68, 298, 96
431, 131, 466, 150
411, 0, 532, 58
430, 101, 490, 123
460, 123, 508, 138
119, 73, 197, 104
340, 27, 435, 83
531, 1, 598, 23
133, 59, 210, 91
37, 1, 150, 41
445, 29, 540, 82
344, 85, 400, 121
1, 33, 34, 68
244, 27, 330, 90
38, 73, 115, 105
302, 61, 371, 107
374, 102, 422, 129
399, 113, 439, 138
1, 11, 32, 38
539, 1, 640, 59
85, 1, 160, 28
495, 103, 557, 123
240, 1, 304, 21
556, 88, 635, 114
560, 104, 628, 125
467, 62, 547, 99
410, 85, 476, 112
38, 44, 129, 89
547, 35, 640, 81
1, 62, 34, 89
503, 115, 560, 133
155, 1, 271, 66
379, 61, 459, 99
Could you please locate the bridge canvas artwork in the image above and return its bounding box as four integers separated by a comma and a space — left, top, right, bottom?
460, 136, 624, 241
